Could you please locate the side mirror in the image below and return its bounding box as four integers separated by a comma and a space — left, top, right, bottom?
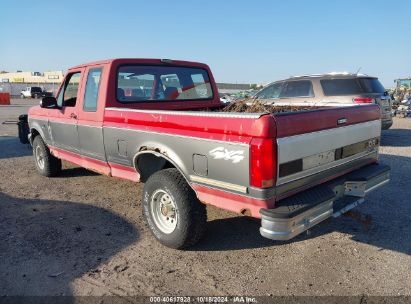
40, 96, 58, 108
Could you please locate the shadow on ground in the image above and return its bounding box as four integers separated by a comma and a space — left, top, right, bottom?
0, 136, 31, 159
0, 192, 139, 296
0, 104, 34, 108
381, 128, 411, 147
58, 167, 100, 178
195, 153, 411, 256
0, 136, 99, 177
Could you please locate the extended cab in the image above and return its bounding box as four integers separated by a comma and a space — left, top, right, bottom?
28, 59, 390, 249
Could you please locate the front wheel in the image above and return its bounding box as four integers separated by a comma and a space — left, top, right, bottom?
32, 136, 62, 177
142, 168, 207, 249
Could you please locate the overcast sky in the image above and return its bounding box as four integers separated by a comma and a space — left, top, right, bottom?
1, 0, 410, 87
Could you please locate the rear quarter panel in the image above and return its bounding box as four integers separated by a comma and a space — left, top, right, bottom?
102, 109, 267, 190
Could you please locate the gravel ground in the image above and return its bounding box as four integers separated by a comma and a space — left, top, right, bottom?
0, 99, 410, 297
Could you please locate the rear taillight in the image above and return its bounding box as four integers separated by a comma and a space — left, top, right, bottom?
353, 97, 375, 104
250, 138, 276, 188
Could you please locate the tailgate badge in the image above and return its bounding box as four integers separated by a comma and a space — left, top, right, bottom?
337, 118, 347, 125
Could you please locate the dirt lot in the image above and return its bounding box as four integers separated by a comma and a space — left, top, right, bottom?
0, 99, 410, 297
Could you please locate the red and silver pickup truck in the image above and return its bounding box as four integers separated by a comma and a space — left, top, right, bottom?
27, 58, 390, 249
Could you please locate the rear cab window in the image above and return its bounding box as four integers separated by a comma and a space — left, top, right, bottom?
116, 65, 213, 103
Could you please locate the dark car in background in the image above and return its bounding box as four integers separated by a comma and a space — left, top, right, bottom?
20, 86, 53, 99
255, 73, 393, 129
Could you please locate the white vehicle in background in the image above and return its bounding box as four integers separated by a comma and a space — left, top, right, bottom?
219, 93, 233, 104
20, 87, 43, 99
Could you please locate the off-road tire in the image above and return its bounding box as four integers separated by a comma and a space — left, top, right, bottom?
142, 168, 207, 249
32, 136, 62, 177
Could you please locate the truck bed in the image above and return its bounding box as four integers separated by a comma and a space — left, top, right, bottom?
103, 104, 381, 207
219, 99, 323, 113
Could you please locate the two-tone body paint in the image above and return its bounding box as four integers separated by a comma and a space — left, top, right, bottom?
29, 109, 270, 216
29, 104, 381, 218
103, 108, 257, 188
27, 58, 382, 219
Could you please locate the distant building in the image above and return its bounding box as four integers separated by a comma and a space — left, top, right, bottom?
216, 83, 253, 93
0, 71, 260, 94
0, 71, 64, 83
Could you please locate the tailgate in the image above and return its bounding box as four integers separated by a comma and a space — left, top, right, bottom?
273, 105, 381, 199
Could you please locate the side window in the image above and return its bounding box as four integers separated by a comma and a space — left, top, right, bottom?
56, 88, 63, 107
56, 72, 81, 107
83, 68, 102, 112
280, 80, 314, 98
256, 82, 283, 99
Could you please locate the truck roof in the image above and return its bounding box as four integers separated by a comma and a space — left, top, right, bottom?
69, 58, 209, 70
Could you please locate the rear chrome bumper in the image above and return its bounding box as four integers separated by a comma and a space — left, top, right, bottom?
259, 163, 390, 241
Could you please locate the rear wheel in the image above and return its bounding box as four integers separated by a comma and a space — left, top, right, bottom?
32, 136, 61, 177
142, 168, 207, 249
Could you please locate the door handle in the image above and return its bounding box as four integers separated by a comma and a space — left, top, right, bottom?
69, 113, 77, 119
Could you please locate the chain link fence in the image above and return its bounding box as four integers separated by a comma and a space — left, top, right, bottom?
0, 82, 59, 97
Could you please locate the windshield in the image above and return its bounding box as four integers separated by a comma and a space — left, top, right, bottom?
117, 65, 213, 103
321, 78, 385, 96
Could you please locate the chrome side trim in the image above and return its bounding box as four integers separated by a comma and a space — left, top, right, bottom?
28, 117, 47, 122
105, 107, 264, 119
30, 117, 103, 129
77, 124, 103, 129
189, 175, 248, 193
50, 120, 103, 129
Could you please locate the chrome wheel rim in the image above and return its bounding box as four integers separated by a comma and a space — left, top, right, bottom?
35, 145, 45, 170
150, 189, 178, 234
